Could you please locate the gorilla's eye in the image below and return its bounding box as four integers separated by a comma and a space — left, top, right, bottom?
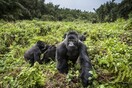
68, 39, 76, 42
68, 39, 72, 41
68, 39, 74, 42
68, 35, 75, 39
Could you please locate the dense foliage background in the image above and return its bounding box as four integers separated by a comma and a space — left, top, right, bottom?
0, 0, 132, 87
0, 18, 132, 88
0, 0, 132, 22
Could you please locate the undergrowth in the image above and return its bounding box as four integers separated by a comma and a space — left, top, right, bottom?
0, 19, 132, 88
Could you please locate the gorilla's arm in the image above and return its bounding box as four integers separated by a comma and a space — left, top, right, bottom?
56, 43, 68, 74
79, 43, 92, 87
34, 50, 42, 64
41, 50, 50, 63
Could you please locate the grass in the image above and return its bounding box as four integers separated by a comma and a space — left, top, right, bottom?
0, 19, 132, 88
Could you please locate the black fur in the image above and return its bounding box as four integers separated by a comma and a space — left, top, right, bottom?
79, 32, 87, 41
56, 31, 92, 87
24, 40, 48, 67
41, 45, 56, 63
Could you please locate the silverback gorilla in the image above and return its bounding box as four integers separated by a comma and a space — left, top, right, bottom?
56, 31, 92, 87
24, 40, 48, 67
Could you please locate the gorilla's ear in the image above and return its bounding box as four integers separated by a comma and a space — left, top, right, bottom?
83, 32, 89, 37
83, 32, 87, 35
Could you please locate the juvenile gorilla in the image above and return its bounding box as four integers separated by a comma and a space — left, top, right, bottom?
24, 40, 48, 67
41, 45, 56, 63
79, 32, 87, 41
56, 31, 92, 87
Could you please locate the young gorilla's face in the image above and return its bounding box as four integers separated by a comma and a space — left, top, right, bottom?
37, 41, 48, 52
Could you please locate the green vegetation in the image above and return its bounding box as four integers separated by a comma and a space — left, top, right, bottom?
0, 0, 96, 22
0, 0, 131, 87
0, 0, 132, 22
95, 0, 132, 22
0, 18, 132, 88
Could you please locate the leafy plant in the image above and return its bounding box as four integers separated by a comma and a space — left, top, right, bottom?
0, 19, 132, 87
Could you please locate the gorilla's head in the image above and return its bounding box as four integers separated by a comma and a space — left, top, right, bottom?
36, 40, 49, 52
65, 31, 79, 51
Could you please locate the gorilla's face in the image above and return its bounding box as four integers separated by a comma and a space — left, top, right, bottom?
37, 40, 48, 52
66, 32, 79, 51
